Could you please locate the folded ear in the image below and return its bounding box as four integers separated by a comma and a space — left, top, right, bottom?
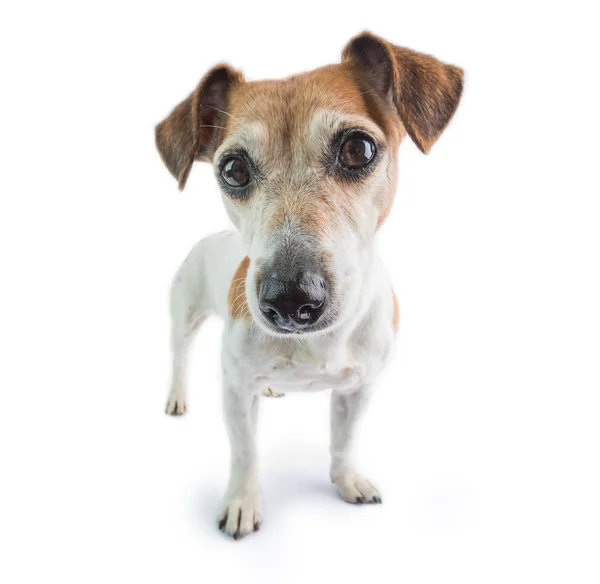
155, 64, 244, 190
342, 32, 463, 154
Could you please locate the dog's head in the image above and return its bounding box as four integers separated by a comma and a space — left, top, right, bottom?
156, 33, 463, 336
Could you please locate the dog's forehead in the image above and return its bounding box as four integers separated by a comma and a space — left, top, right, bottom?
223, 64, 373, 143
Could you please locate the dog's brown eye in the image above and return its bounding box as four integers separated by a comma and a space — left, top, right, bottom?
221, 157, 250, 187
340, 137, 376, 168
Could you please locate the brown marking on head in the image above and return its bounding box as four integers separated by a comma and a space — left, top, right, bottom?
392, 289, 400, 333
222, 64, 385, 139
228, 256, 251, 319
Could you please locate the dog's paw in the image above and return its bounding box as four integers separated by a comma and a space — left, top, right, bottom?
262, 387, 285, 398
218, 491, 262, 540
332, 472, 382, 505
165, 392, 186, 416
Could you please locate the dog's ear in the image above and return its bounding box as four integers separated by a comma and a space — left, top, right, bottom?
342, 32, 463, 153
155, 64, 244, 190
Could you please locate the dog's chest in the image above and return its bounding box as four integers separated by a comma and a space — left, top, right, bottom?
225, 307, 393, 394
248, 350, 363, 394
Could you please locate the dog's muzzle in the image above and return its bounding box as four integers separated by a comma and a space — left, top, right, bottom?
258, 271, 328, 333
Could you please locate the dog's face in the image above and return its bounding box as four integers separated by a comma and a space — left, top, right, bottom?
156, 33, 463, 336
213, 66, 403, 336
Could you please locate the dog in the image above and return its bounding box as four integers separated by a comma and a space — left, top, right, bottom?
155, 32, 463, 539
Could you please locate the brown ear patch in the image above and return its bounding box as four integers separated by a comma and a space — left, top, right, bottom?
343, 32, 463, 154
390, 46, 463, 153
392, 289, 400, 333
155, 64, 245, 190
228, 256, 251, 320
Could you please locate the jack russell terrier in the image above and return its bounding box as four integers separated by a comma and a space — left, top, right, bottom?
155, 32, 463, 539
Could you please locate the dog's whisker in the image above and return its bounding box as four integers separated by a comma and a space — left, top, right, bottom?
197, 124, 229, 131
231, 289, 248, 307
201, 104, 241, 123
337, 89, 375, 109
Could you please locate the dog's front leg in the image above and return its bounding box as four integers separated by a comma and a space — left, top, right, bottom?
218, 382, 262, 539
330, 386, 382, 504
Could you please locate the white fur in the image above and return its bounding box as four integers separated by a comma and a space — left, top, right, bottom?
166, 230, 396, 538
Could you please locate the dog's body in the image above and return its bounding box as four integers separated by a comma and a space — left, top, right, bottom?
156, 32, 463, 539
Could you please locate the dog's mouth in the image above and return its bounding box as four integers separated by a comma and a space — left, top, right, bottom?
254, 304, 338, 336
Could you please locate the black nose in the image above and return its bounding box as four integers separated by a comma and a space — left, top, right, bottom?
258, 272, 328, 332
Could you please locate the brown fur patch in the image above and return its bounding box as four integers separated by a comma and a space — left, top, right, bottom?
342, 32, 463, 154
392, 289, 400, 333
228, 256, 251, 319
155, 65, 245, 190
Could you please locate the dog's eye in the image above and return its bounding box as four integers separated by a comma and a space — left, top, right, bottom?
221, 157, 250, 188
339, 136, 376, 168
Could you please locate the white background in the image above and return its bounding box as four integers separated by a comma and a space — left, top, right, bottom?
1, 1, 599, 582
